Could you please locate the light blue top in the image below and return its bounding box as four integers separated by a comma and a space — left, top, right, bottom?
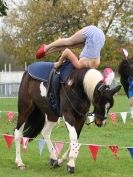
128, 76, 133, 98
79, 25, 105, 59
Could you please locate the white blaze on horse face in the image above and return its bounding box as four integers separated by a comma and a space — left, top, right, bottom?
102, 102, 110, 125
40, 82, 47, 97
105, 102, 110, 115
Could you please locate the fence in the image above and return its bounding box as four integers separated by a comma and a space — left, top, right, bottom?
0, 83, 20, 98
0, 71, 24, 98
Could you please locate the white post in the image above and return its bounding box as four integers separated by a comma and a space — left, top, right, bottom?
25, 62, 27, 71
4, 64, 7, 72
9, 64, 11, 72
4, 64, 7, 96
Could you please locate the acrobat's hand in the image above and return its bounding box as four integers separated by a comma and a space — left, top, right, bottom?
54, 61, 61, 69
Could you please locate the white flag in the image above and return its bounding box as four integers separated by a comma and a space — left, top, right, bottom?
22, 137, 29, 149
120, 112, 127, 124
131, 111, 133, 119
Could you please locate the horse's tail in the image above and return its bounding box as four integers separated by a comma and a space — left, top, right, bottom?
23, 106, 45, 140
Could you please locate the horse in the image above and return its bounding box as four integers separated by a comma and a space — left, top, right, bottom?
14, 61, 121, 173
118, 49, 133, 97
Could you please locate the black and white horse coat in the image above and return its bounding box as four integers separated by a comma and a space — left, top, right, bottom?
14, 62, 121, 173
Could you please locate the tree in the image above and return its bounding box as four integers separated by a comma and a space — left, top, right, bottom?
1, 0, 133, 69
0, 0, 8, 16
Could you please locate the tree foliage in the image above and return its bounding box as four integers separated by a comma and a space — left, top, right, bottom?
0, 0, 8, 16
0, 0, 133, 69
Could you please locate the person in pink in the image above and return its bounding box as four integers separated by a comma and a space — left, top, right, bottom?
102, 68, 115, 86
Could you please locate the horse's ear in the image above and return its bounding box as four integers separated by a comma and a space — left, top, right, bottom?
120, 48, 128, 59
110, 85, 121, 96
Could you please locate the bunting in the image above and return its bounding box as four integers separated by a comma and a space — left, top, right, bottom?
109, 145, 118, 159
22, 137, 29, 150
7, 111, 14, 122
110, 112, 117, 123
127, 148, 133, 159
88, 145, 100, 161
3, 134, 14, 150
130, 111, 133, 119
1, 110, 133, 162
1, 133, 133, 161
0, 110, 133, 125
39, 139, 45, 156
120, 112, 127, 124
55, 142, 64, 155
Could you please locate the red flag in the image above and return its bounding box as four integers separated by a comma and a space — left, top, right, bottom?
88, 145, 100, 161
7, 111, 14, 122
3, 134, 14, 150
55, 142, 64, 155
110, 112, 117, 123
109, 145, 118, 159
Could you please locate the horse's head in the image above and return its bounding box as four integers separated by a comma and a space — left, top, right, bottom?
83, 69, 121, 127
93, 84, 121, 127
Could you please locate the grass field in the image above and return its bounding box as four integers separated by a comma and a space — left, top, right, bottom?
0, 96, 133, 177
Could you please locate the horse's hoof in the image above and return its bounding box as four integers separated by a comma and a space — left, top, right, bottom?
58, 158, 63, 165
67, 165, 74, 173
18, 165, 25, 170
50, 159, 59, 168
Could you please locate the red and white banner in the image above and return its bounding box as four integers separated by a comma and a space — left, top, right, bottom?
7, 111, 14, 122
110, 112, 117, 123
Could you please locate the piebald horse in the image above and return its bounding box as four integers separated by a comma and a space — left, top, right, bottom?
14, 62, 121, 173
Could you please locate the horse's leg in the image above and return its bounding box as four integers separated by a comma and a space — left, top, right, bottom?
41, 116, 58, 167
14, 121, 25, 169
58, 146, 70, 165
64, 117, 85, 173
14, 101, 33, 169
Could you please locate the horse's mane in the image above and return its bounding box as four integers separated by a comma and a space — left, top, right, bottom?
70, 68, 103, 101
83, 69, 103, 101
118, 56, 133, 97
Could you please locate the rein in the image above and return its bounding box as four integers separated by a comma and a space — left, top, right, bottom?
85, 120, 95, 126
61, 83, 85, 117
61, 83, 96, 126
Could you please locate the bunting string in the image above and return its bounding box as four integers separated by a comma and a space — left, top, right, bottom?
1, 110, 133, 161
0, 133, 133, 149
1, 133, 133, 161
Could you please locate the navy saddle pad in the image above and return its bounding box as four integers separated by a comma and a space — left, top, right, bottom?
28, 61, 74, 83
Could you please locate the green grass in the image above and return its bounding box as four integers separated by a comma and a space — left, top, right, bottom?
0, 96, 133, 177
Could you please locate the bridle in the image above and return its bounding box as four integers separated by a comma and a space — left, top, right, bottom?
93, 81, 110, 121
61, 83, 85, 117
61, 81, 109, 123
